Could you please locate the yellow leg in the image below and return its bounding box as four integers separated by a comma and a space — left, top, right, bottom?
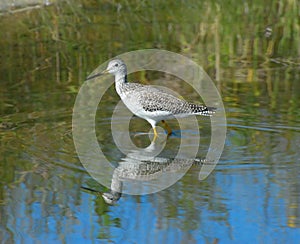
161, 120, 172, 135
153, 126, 158, 140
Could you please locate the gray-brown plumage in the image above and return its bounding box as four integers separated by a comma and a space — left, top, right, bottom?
87, 59, 216, 138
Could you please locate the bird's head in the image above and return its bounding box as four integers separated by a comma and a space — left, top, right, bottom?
105, 59, 127, 75
86, 59, 127, 80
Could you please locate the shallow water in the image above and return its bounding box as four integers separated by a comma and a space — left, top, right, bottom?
1, 1, 300, 243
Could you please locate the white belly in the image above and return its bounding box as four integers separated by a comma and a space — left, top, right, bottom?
121, 95, 173, 123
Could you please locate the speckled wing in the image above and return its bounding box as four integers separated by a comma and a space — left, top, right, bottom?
132, 85, 215, 116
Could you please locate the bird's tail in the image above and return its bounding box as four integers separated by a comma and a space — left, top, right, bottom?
189, 103, 216, 116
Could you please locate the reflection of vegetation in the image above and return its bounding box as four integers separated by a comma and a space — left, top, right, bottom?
0, 0, 299, 122
0, 0, 299, 84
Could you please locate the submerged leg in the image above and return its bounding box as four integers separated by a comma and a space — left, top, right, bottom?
161, 120, 172, 135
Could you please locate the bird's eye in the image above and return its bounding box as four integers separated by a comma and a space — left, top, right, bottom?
115, 63, 119, 67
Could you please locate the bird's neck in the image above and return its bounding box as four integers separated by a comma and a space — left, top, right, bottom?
115, 72, 128, 96
115, 72, 128, 84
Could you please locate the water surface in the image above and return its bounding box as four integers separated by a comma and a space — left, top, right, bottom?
0, 1, 300, 243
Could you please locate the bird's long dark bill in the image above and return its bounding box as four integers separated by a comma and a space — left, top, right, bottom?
86, 70, 108, 80
80, 186, 102, 194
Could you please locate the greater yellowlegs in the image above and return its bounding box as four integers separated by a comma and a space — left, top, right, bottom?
87, 59, 216, 138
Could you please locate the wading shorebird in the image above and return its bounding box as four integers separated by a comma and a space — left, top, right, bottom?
87, 59, 216, 139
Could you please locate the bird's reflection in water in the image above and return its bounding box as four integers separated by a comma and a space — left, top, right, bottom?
83, 136, 211, 205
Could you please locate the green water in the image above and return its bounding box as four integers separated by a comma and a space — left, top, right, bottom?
0, 1, 300, 243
